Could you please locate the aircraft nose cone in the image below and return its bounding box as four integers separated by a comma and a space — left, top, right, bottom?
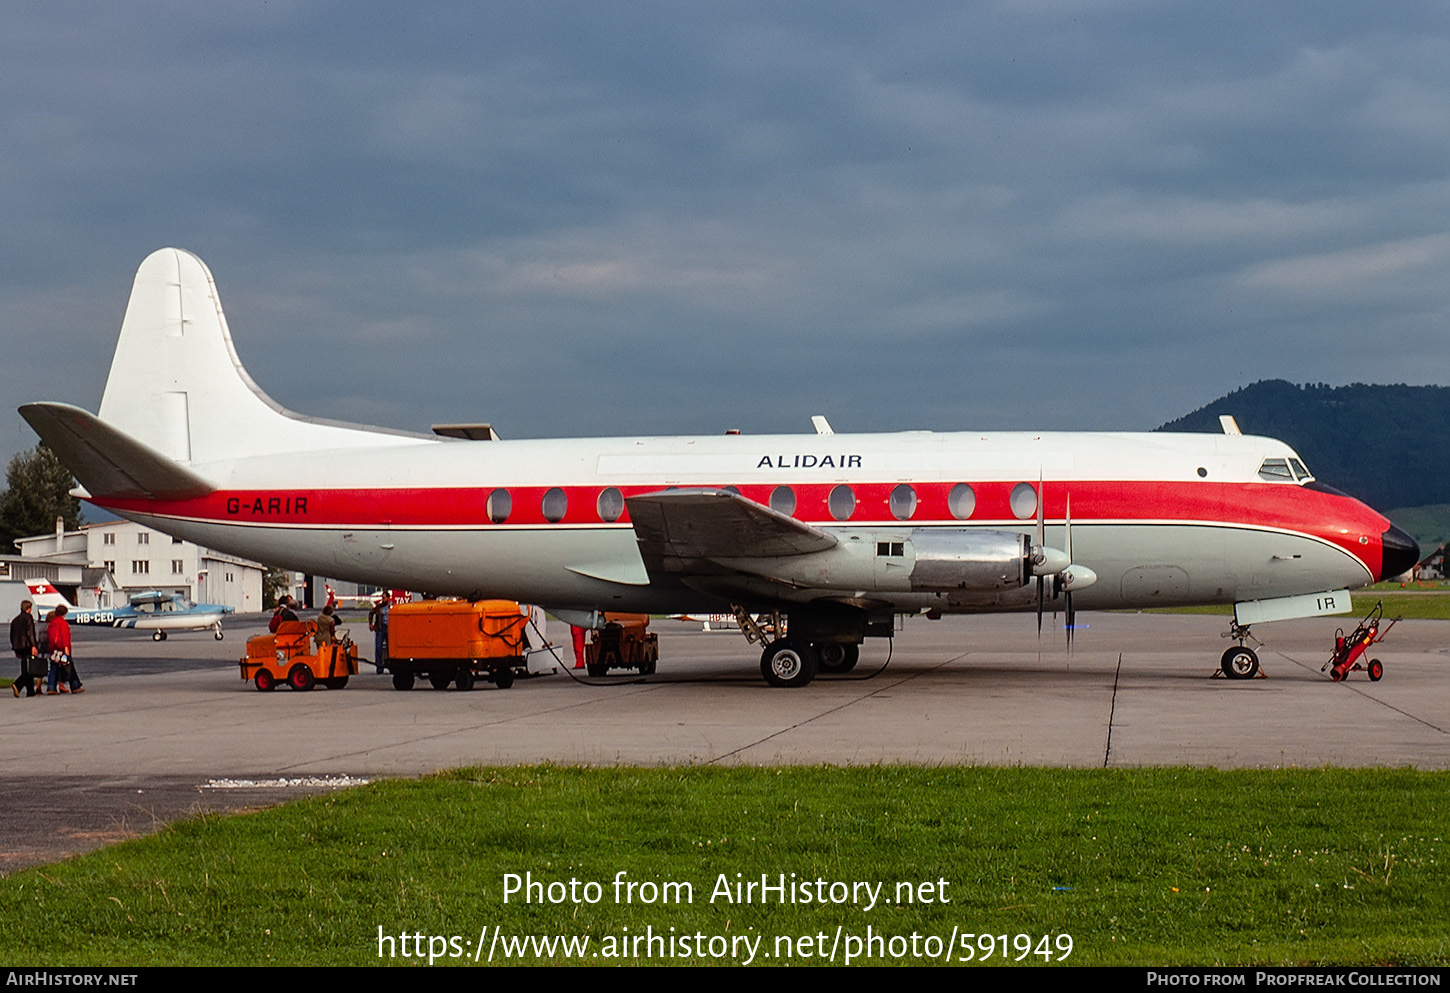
1380, 524, 1420, 581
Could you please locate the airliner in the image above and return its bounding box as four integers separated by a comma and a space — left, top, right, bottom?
19, 249, 1418, 686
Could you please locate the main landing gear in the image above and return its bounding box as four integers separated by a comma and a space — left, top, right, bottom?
760, 639, 816, 688
758, 640, 860, 687
737, 605, 872, 688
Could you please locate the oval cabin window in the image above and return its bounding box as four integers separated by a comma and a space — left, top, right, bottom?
770, 486, 796, 516
889, 483, 917, 520
948, 483, 976, 520
1010, 482, 1038, 520
596, 487, 624, 522
541, 487, 568, 523
486, 488, 511, 524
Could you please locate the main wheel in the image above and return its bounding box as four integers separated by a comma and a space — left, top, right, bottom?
816, 643, 860, 674
288, 663, 315, 692
254, 668, 275, 692
455, 668, 476, 692
214, 627, 224, 641
760, 640, 818, 688
1368, 658, 1383, 682
152, 631, 164, 642
1220, 646, 1259, 680
392, 670, 415, 691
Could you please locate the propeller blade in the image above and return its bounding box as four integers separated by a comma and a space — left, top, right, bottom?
1064, 493, 1073, 651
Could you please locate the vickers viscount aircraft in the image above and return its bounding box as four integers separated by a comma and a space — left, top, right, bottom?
20, 249, 1418, 686
25, 580, 233, 640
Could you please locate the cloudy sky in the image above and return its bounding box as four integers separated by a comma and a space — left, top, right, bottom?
3, 2, 1449, 468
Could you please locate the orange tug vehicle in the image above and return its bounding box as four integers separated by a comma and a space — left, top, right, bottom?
584, 614, 659, 677
384, 599, 532, 691
241, 621, 360, 691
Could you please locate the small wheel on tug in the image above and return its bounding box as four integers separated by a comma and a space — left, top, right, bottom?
1220, 646, 1259, 680
760, 639, 818, 688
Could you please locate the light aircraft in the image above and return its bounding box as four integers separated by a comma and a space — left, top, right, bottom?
24, 579, 233, 640
20, 249, 1418, 686
324, 583, 386, 609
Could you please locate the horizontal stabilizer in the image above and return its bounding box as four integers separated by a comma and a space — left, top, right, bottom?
627, 489, 836, 577
18, 402, 215, 500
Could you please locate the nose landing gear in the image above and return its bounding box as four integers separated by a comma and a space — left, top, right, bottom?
1218, 620, 1264, 680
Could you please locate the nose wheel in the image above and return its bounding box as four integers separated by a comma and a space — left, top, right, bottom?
1220, 645, 1260, 679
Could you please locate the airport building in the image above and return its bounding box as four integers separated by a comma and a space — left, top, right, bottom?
12, 518, 264, 612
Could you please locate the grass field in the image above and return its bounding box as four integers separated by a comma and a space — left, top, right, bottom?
1, 766, 1445, 967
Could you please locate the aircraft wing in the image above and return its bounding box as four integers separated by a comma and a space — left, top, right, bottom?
18, 402, 214, 500
626, 489, 837, 578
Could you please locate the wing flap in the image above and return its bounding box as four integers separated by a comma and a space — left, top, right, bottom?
18, 402, 215, 500
626, 489, 836, 577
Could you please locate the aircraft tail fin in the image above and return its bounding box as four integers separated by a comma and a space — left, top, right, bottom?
24, 580, 75, 612
92, 248, 432, 465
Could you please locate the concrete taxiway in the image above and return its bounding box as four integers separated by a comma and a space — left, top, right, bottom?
2, 610, 1446, 871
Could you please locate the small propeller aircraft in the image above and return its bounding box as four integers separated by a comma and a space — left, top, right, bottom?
19, 249, 1419, 685
25, 579, 233, 641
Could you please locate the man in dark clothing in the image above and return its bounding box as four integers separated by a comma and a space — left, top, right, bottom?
10, 600, 40, 698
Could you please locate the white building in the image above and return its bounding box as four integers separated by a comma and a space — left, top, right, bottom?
16, 519, 264, 612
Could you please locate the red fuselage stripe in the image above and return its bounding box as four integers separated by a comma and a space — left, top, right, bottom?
95, 479, 1389, 576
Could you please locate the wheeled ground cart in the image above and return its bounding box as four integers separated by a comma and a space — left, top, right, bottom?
1322, 601, 1400, 682
584, 614, 658, 677
383, 599, 531, 691
241, 620, 359, 691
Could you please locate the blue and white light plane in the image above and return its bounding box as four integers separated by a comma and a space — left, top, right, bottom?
26, 580, 233, 640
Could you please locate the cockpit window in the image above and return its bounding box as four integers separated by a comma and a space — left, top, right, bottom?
1257, 458, 1294, 481
1288, 458, 1313, 482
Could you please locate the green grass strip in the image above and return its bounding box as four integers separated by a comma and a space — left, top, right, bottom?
1, 766, 1446, 966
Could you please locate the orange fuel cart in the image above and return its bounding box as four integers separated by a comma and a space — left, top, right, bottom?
384, 599, 531, 691
241, 621, 359, 691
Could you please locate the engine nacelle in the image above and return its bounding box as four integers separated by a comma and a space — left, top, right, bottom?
907, 528, 1032, 591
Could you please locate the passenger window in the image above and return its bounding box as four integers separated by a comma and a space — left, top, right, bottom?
541, 487, 568, 523
770, 486, 796, 516
1010, 482, 1038, 520
889, 484, 917, 520
829, 484, 856, 521
597, 487, 624, 523
486, 488, 511, 524
948, 483, 975, 520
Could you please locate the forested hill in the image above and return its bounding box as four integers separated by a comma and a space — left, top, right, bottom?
1155, 380, 1450, 512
